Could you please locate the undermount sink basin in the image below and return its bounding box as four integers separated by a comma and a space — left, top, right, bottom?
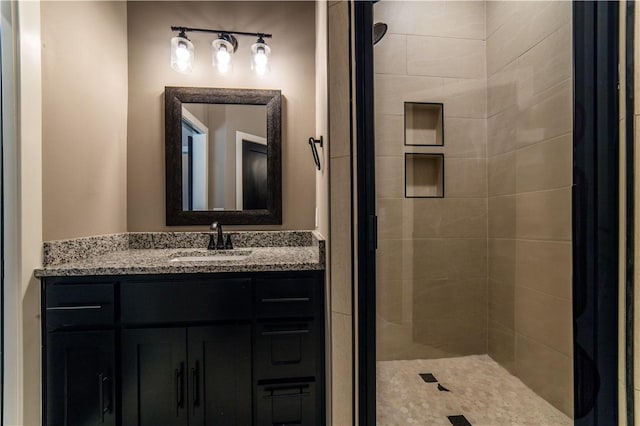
169, 249, 252, 262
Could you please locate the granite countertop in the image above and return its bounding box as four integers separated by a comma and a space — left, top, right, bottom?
34, 231, 325, 278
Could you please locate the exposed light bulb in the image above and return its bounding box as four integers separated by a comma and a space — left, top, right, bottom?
215, 46, 231, 73
170, 34, 194, 74
212, 37, 235, 74
175, 43, 191, 71
251, 40, 271, 76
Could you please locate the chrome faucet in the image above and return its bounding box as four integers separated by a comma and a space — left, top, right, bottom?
209, 222, 233, 250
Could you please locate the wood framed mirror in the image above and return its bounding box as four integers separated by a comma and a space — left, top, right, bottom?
165, 86, 282, 225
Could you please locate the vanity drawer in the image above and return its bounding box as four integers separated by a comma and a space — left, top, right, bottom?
256, 381, 318, 426
255, 277, 318, 319
46, 283, 114, 328
120, 278, 251, 324
254, 321, 317, 381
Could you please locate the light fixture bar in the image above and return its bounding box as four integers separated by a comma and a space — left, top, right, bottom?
171, 26, 272, 39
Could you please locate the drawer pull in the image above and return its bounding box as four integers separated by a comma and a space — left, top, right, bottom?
261, 329, 310, 336
46, 305, 102, 311
261, 297, 310, 303
262, 392, 311, 400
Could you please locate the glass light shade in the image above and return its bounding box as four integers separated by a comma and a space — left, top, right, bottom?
251, 41, 271, 76
212, 38, 234, 74
170, 36, 194, 74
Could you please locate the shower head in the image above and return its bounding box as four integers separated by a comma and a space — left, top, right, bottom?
373, 22, 388, 45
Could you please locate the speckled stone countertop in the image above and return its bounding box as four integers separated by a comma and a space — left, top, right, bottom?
35, 231, 325, 278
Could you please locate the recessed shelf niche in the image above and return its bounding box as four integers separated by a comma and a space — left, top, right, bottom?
404, 102, 444, 146
405, 153, 444, 198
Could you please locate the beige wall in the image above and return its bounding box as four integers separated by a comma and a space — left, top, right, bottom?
41, 1, 128, 241
486, 1, 573, 416
126, 1, 316, 232
374, 1, 488, 360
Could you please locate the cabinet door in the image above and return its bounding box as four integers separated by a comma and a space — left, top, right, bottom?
122, 328, 188, 426
46, 330, 115, 426
188, 325, 251, 426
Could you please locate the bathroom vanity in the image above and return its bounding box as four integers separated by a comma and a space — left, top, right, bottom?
36, 231, 326, 426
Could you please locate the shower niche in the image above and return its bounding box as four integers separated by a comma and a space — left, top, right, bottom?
404, 102, 443, 146
404, 102, 444, 198
405, 153, 444, 198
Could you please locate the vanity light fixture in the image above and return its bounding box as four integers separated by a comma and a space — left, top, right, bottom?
170, 26, 272, 75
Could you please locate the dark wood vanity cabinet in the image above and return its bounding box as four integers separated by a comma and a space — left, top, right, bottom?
42, 271, 325, 426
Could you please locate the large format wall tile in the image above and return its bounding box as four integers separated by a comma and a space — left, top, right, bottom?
488, 151, 516, 196
374, 34, 407, 76
377, 279, 404, 325
413, 278, 487, 355
516, 240, 572, 300
515, 285, 572, 356
445, 158, 488, 198
331, 312, 353, 425
375, 156, 404, 198
410, 238, 487, 281
441, 78, 487, 119
488, 238, 516, 285
488, 321, 516, 372
515, 134, 572, 193
375, 114, 404, 157
487, 60, 519, 118
374, 1, 485, 41
405, 198, 487, 239
515, 187, 572, 241
489, 278, 515, 330
375, 74, 443, 115
330, 156, 352, 316
407, 36, 485, 79
488, 195, 516, 238
443, 117, 486, 158
516, 334, 573, 417
487, 1, 571, 75
516, 24, 572, 106
329, 1, 351, 159
515, 80, 572, 149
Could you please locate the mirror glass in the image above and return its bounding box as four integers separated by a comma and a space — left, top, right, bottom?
165, 86, 281, 226
181, 103, 267, 211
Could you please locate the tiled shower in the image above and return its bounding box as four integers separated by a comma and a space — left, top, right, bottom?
374, 0, 573, 421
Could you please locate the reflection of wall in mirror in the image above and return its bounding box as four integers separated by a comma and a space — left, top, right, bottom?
182, 104, 266, 211
182, 105, 209, 211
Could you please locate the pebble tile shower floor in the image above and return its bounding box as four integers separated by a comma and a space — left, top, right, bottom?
376, 355, 571, 426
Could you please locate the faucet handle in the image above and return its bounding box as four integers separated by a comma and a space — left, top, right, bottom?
210, 222, 219, 231
224, 234, 233, 250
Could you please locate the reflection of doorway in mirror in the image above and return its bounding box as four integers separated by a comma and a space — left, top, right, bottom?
235, 131, 267, 210
181, 107, 209, 210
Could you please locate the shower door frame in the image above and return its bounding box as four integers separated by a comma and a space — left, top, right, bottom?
354, 1, 623, 425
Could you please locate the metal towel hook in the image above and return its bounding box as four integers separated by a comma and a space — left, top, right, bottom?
308, 136, 323, 171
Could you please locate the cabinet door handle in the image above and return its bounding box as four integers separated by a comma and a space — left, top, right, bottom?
192, 361, 200, 414
261, 297, 310, 303
261, 329, 310, 336
175, 362, 185, 414
99, 373, 110, 423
